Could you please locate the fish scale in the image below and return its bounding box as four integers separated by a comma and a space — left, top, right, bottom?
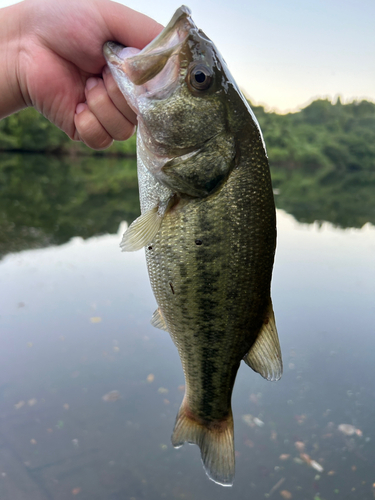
104, 5, 282, 486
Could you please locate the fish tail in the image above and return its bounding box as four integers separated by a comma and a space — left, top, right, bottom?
171, 399, 235, 486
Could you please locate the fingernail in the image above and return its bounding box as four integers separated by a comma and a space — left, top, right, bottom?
86, 77, 98, 91
75, 103, 87, 115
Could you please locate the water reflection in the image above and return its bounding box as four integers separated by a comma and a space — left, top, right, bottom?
271, 163, 375, 228
0, 154, 139, 258
1, 153, 375, 498
1, 153, 375, 260
0, 211, 374, 499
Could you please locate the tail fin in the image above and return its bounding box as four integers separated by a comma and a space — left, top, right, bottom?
171, 401, 235, 486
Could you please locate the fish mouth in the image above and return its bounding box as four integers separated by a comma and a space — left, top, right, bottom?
103, 6, 199, 100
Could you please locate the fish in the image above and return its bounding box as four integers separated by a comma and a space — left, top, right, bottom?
103, 5, 282, 487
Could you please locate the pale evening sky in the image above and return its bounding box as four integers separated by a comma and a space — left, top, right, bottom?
1, 0, 374, 113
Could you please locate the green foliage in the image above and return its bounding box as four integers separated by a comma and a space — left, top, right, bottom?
253, 98, 375, 172
0, 108, 70, 152
0, 98, 374, 258
1, 99, 374, 175
0, 107, 137, 155
250, 98, 375, 228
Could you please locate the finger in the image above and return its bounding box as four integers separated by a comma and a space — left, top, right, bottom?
74, 103, 113, 150
98, 0, 163, 50
102, 66, 137, 125
85, 77, 136, 141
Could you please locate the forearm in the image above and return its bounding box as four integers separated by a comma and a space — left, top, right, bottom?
0, 2, 27, 119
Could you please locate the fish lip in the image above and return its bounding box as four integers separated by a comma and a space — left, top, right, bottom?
104, 6, 197, 86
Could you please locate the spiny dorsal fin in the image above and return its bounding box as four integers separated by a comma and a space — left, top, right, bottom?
243, 299, 282, 381
120, 206, 161, 252
150, 308, 168, 331
172, 399, 234, 487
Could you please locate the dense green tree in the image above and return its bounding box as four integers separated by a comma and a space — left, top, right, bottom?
0, 98, 375, 258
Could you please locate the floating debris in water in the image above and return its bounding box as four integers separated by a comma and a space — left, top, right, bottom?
72, 439, 79, 448
310, 460, 324, 473
90, 317, 102, 323
294, 441, 305, 452
338, 424, 362, 436
242, 414, 254, 427
241, 414, 265, 427
265, 477, 285, 497
157, 387, 168, 394
30, 439, 37, 445
253, 417, 265, 427
300, 453, 324, 472
28, 398, 37, 406
102, 390, 121, 402
279, 454, 290, 461
72, 487, 81, 495
280, 490, 292, 499
63, 403, 70, 410
14, 401, 25, 410
146, 374, 154, 383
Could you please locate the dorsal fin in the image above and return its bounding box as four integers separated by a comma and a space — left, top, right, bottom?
150, 308, 168, 331
243, 300, 282, 381
120, 206, 161, 252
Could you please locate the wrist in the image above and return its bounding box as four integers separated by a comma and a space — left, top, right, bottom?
0, 2, 28, 119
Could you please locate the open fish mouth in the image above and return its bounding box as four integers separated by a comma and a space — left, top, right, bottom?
103, 6, 197, 100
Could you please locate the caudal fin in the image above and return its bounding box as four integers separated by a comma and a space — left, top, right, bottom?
171, 401, 235, 486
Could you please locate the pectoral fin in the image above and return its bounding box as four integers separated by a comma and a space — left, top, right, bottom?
151, 308, 168, 331
243, 300, 282, 381
120, 206, 162, 252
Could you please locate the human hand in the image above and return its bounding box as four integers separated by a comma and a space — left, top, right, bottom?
1, 0, 162, 149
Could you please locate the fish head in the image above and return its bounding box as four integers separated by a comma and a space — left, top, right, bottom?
104, 6, 238, 155
104, 6, 265, 196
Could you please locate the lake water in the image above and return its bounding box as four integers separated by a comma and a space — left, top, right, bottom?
0, 155, 374, 500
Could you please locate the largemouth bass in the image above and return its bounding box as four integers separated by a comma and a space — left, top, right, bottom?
104, 5, 282, 486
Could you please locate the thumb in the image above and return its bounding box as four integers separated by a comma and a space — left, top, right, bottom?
98, 1, 163, 50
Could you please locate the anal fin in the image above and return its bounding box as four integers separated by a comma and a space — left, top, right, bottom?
150, 308, 168, 331
172, 399, 234, 487
243, 299, 282, 381
120, 206, 161, 252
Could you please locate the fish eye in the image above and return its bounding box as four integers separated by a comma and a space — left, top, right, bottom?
187, 64, 213, 91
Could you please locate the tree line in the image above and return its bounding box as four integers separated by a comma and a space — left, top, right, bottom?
1, 98, 374, 175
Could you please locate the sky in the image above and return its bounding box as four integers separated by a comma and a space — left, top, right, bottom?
1, 0, 374, 113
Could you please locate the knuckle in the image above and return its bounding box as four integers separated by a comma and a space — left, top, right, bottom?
75, 111, 112, 150
112, 124, 136, 142
87, 90, 107, 111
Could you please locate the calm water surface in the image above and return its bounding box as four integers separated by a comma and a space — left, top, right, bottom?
0, 155, 374, 500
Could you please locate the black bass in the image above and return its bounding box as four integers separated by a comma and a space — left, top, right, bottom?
104, 5, 282, 486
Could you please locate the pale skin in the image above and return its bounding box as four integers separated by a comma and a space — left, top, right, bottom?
0, 0, 162, 149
